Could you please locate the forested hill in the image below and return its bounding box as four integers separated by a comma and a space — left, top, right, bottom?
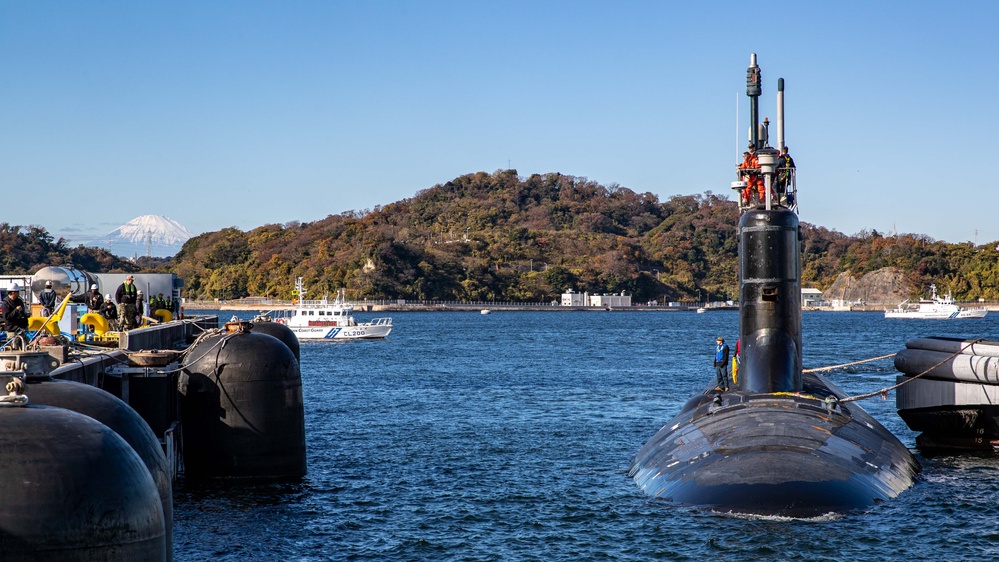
5, 172, 997, 303
161, 170, 999, 303
0, 224, 137, 275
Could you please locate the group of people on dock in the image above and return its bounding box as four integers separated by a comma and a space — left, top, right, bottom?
86, 285, 120, 329
1, 275, 180, 339
84, 276, 178, 332
83, 277, 141, 331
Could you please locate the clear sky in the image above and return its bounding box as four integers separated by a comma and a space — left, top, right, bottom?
2, 1, 997, 245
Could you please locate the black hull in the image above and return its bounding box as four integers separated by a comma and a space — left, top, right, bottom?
899, 405, 999, 453
629, 373, 920, 517
630, 56, 920, 516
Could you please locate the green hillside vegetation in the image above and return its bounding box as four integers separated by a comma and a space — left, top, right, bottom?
163, 171, 999, 303
4, 171, 999, 304
0, 223, 137, 276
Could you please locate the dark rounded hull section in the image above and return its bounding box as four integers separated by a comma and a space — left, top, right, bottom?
0, 405, 166, 561
894, 338, 999, 453
251, 320, 301, 361
629, 373, 920, 517
899, 405, 999, 453
24, 377, 173, 559
180, 331, 307, 480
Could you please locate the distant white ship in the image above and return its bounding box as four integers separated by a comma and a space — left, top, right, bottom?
884, 285, 987, 319
274, 278, 392, 340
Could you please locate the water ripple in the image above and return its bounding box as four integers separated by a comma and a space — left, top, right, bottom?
172, 310, 999, 560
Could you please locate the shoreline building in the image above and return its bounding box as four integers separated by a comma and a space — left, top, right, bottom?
561, 289, 632, 308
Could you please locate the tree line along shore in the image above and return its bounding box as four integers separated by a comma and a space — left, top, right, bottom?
4, 171, 997, 305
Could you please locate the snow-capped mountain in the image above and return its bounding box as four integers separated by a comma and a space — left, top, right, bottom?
98, 215, 195, 258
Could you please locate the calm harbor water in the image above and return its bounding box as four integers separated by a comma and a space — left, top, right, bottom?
173, 310, 999, 561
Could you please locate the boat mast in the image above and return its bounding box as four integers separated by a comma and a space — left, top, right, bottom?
295, 277, 307, 305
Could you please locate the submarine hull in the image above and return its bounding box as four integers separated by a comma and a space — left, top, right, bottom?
629, 207, 921, 515
630, 373, 921, 517
631, 55, 920, 515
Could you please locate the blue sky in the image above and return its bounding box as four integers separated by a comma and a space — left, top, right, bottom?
1, 1, 997, 245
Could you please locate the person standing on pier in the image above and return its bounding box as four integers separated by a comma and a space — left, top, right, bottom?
2, 284, 29, 334
38, 281, 58, 316
136, 290, 145, 324
86, 284, 104, 312
101, 294, 118, 330
115, 275, 139, 330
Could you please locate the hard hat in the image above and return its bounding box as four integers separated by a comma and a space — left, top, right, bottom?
10, 283, 20, 291
91, 284, 98, 290
105, 294, 112, 299
45, 281, 53, 287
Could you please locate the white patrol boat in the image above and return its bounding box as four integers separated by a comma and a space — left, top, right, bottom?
884, 284, 988, 319
275, 278, 392, 340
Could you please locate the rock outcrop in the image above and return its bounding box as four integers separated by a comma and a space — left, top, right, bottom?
822, 268, 910, 305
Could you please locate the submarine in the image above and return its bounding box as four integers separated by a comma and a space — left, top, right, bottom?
628, 55, 920, 517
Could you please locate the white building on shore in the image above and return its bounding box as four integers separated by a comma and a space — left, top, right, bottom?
561, 289, 586, 306
801, 288, 823, 307
561, 289, 631, 308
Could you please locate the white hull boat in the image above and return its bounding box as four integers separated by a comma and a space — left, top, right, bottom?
275, 278, 392, 340
884, 284, 987, 319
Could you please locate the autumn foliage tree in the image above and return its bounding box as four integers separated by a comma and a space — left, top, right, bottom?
9, 171, 995, 304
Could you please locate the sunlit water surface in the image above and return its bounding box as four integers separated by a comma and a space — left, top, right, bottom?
173, 310, 999, 560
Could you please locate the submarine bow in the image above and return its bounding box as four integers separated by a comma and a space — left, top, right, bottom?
628, 54, 920, 517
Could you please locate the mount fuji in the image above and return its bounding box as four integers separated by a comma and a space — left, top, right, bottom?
97, 215, 195, 258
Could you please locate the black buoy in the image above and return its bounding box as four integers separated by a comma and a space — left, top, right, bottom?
24, 376, 173, 561
628, 54, 919, 516
180, 327, 306, 479
0, 405, 166, 561
250, 320, 301, 361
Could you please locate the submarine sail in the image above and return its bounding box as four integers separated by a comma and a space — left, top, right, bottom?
628, 54, 920, 517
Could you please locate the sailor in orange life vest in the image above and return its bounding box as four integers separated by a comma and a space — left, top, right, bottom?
750, 146, 767, 202
739, 151, 754, 204
739, 147, 765, 204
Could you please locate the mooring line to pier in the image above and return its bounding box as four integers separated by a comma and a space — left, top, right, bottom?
836, 338, 984, 404
802, 354, 897, 374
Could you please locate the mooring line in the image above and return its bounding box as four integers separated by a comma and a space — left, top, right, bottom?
836, 338, 984, 403
802, 353, 897, 374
